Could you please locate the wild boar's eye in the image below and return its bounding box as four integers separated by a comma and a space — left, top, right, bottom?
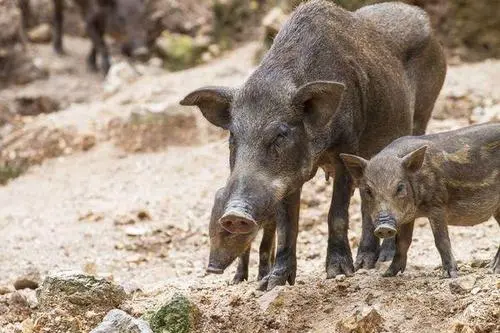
364, 187, 373, 199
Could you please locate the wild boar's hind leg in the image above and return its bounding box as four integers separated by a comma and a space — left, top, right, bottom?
429, 213, 458, 278
492, 213, 500, 273
231, 248, 250, 284
53, 0, 64, 54
258, 190, 300, 291
258, 221, 276, 280
382, 221, 414, 277
326, 166, 355, 278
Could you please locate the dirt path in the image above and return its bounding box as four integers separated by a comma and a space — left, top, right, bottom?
0, 38, 499, 332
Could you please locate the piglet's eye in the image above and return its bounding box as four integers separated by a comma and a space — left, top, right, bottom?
396, 183, 406, 196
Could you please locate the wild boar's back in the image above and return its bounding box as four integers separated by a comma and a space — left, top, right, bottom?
355, 2, 432, 59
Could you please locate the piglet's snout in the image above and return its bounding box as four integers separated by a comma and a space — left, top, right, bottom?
374, 212, 397, 239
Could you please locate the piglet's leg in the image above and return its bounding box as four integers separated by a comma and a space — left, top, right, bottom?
231, 248, 250, 284
355, 200, 380, 270
429, 215, 458, 278
383, 221, 414, 277
492, 214, 500, 274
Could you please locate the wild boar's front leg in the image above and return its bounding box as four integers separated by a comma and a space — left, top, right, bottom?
258, 221, 276, 280
231, 248, 250, 284
258, 190, 300, 291
429, 211, 458, 278
326, 165, 355, 278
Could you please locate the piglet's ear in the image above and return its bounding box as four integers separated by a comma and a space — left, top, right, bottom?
402, 146, 428, 173
180, 87, 234, 130
340, 153, 368, 180
292, 81, 345, 131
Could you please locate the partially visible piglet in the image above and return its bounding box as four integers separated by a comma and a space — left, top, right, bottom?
207, 188, 276, 284
341, 123, 500, 277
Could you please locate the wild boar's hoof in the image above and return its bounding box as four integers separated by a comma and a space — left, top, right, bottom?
231, 273, 248, 285
326, 243, 354, 279
491, 247, 500, 274
442, 266, 459, 279
219, 211, 258, 234
382, 256, 407, 277
206, 265, 224, 275
258, 267, 296, 291
354, 251, 378, 271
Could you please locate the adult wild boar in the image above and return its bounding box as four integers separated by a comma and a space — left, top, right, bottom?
52, 0, 149, 73
181, 0, 446, 290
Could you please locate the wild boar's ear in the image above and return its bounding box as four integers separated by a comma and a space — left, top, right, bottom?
180, 87, 233, 129
339, 153, 368, 180
402, 145, 428, 173
97, 0, 115, 7
293, 81, 345, 130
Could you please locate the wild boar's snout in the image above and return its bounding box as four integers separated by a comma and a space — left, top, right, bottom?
374, 212, 397, 239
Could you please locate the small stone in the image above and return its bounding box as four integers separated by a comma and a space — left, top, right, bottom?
470, 287, 480, 295
90, 309, 153, 333
257, 286, 285, 312
469, 258, 490, 268
336, 307, 384, 333
356, 269, 368, 275
136, 210, 151, 220
335, 274, 346, 282
208, 44, 221, 57
0, 285, 12, 295
14, 267, 41, 290
15, 95, 59, 116
27, 24, 52, 43
114, 213, 137, 226
201, 52, 213, 63
449, 276, 476, 295
148, 57, 163, 68
125, 226, 149, 236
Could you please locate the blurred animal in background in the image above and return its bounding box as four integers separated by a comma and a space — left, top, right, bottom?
18, 0, 149, 74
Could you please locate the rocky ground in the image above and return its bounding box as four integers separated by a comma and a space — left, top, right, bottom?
0, 30, 499, 333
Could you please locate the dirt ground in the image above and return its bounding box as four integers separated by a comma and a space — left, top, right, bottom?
0, 36, 499, 332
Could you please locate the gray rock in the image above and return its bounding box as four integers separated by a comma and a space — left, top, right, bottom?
37, 271, 127, 309
34, 271, 128, 333
27, 23, 52, 43
143, 293, 200, 333
90, 309, 153, 333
